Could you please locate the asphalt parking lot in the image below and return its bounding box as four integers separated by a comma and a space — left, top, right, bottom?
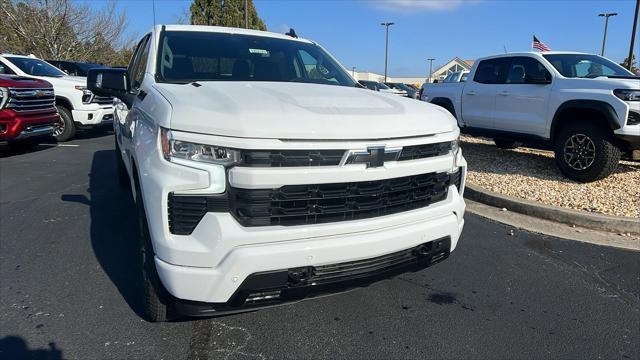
1, 131, 639, 360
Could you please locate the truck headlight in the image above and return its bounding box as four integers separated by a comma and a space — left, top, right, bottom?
75, 85, 94, 104
614, 89, 640, 101
160, 128, 241, 166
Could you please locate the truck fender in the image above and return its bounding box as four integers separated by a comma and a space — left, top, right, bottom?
550, 100, 620, 141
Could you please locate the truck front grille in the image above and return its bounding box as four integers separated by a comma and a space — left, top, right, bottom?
628, 110, 640, 126
238, 141, 452, 167
92, 95, 113, 105
241, 150, 345, 167
398, 142, 451, 160
6, 88, 55, 112
228, 171, 452, 227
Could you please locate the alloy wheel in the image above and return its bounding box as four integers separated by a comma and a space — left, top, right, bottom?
53, 119, 65, 136
563, 134, 596, 170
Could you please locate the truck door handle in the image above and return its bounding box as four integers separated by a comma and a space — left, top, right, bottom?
466, 91, 476, 96
499, 91, 509, 96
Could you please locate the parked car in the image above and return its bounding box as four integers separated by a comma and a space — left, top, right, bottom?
88, 25, 467, 322
385, 82, 417, 99
0, 54, 114, 141
0, 74, 60, 145
423, 51, 639, 182
358, 80, 398, 94
46, 60, 109, 78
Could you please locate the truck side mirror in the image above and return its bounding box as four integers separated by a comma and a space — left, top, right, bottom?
87, 68, 134, 107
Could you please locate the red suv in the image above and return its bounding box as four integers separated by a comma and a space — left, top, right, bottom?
0, 75, 60, 144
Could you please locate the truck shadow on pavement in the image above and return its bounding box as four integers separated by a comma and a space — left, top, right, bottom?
0, 336, 63, 360
61, 149, 146, 319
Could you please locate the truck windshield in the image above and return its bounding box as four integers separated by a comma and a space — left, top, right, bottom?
157, 31, 356, 87
5, 57, 66, 77
543, 54, 636, 79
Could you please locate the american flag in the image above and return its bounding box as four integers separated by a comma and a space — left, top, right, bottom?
532, 35, 551, 52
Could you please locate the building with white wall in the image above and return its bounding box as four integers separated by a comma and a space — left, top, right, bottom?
352, 57, 474, 86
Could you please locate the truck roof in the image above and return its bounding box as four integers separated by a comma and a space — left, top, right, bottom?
477, 51, 597, 61
157, 25, 313, 44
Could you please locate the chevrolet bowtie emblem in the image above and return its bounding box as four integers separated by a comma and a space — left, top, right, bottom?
345, 146, 402, 168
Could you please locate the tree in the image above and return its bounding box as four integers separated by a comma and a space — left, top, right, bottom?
0, 0, 131, 66
620, 54, 639, 75
190, 0, 266, 30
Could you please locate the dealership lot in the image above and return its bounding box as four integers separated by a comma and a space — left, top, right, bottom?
0, 132, 638, 359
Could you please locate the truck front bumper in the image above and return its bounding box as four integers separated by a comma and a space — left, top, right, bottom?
0, 109, 59, 143
154, 185, 465, 314
71, 107, 114, 127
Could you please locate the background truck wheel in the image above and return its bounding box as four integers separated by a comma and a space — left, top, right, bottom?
115, 139, 129, 188
554, 122, 621, 183
136, 187, 172, 322
54, 106, 76, 142
493, 138, 521, 149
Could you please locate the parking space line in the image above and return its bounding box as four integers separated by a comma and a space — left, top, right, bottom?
38, 144, 80, 147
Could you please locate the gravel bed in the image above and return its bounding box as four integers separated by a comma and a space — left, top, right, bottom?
461, 135, 640, 219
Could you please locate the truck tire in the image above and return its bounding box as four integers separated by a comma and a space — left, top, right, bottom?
493, 138, 521, 149
554, 122, 621, 183
115, 139, 129, 188
136, 186, 172, 322
54, 106, 76, 142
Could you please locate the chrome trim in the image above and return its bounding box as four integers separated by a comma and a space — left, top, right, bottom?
15, 125, 55, 140
342, 146, 402, 168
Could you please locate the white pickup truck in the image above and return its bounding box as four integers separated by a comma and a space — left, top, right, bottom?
423, 52, 640, 182
87, 25, 466, 321
0, 54, 114, 141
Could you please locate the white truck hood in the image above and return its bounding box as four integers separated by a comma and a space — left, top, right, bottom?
154, 82, 457, 140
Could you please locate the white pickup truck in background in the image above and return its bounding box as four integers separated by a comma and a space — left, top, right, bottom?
422, 52, 640, 182
0, 54, 114, 141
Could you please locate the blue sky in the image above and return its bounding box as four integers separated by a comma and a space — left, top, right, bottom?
87, 0, 639, 76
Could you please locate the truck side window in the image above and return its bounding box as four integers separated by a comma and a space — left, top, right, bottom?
129, 35, 151, 90
0, 62, 15, 75
505, 57, 550, 84
473, 58, 508, 84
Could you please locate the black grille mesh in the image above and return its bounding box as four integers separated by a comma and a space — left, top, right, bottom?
228, 172, 451, 227
398, 142, 451, 161
241, 150, 345, 167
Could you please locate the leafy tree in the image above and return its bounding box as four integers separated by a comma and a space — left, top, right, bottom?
0, 0, 131, 66
190, 0, 266, 30
620, 54, 639, 75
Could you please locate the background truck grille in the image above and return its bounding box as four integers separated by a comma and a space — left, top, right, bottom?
92, 95, 113, 105
6, 88, 55, 112
238, 141, 452, 167
228, 171, 451, 227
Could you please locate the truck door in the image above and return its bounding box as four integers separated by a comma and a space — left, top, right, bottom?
461, 58, 508, 129
493, 56, 552, 136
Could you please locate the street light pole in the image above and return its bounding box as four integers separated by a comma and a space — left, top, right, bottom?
598, 12, 618, 56
427, 58, 435, 83
627, 0, 639, 71
381, 22, 394, 82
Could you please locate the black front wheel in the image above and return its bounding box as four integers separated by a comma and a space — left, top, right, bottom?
554, 122, 621, 182
53, 106, 76, 142
136, 187, 173, 322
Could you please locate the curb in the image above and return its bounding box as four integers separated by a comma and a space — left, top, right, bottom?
463, 184, 640, 236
